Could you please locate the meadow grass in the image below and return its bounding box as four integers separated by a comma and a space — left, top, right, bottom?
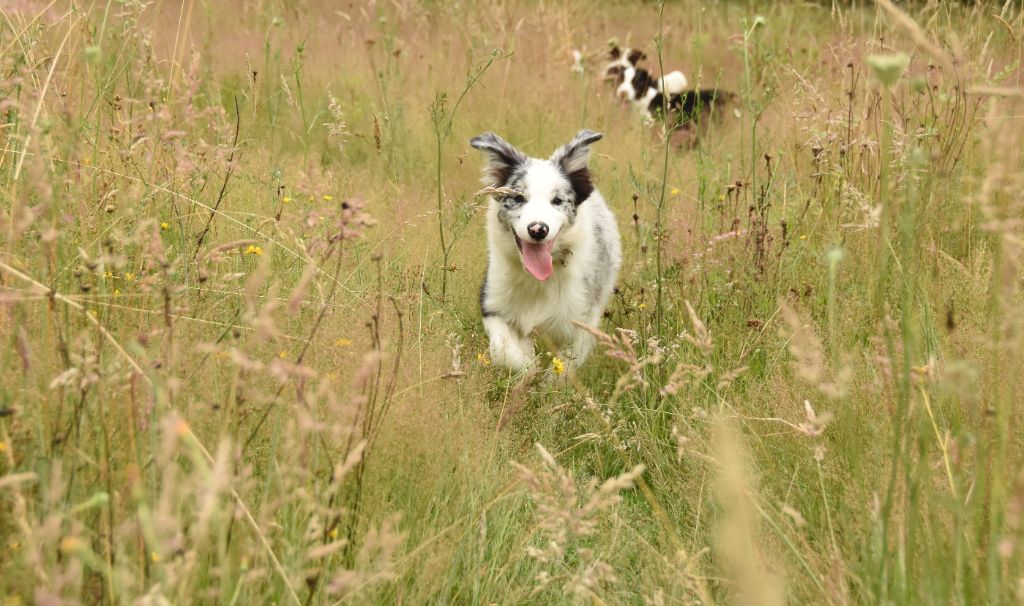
1, 0, 1024, 604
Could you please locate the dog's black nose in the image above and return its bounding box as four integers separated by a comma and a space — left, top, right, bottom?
527, 222, 549, 241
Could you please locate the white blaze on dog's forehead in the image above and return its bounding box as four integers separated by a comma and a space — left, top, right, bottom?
511, 162, 569, 243
522, 162, 567, 199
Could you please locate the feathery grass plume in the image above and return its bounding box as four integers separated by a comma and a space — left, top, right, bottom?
663, 301, 746, 396
512, 443, 644, 599
441, 332, 466, 379
578, 322, 660, 398
778, 299, 849, 399
323, 90, 350, 153
371, 113, 382, 152
711, 419, 786, 606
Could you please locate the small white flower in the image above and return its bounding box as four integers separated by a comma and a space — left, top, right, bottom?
571, 50, 584, 74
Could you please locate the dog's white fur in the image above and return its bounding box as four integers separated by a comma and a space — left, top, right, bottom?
617, 66, 689, 102
472, 132, 622, 374
658, 70, 689, 95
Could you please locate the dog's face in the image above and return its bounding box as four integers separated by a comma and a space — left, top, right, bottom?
470, 130, 603, 281
603, 46, 645, 82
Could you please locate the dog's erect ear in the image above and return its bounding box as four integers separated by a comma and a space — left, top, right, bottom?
627, 49, 646, 66
550, 130, 603, 204
470, 132, 527, 186
609, 45, 622, 60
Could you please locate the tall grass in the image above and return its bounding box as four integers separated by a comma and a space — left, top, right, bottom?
1, 1, 1023, 604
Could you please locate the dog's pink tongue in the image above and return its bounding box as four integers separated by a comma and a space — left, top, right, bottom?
520, 241, 554, 281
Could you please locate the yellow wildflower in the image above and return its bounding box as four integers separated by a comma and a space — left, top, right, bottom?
335, 338, 353, 347
323, 194, 333, 201
278, 351, 288, 359
160, 222, 170, 230
670, 187, 680, 196
283, 196, 292, 203
552, 357, 566, 376
477, 352, 491, 366
113, 289, 121, 296
104, 271, 113, 279
329, 527, 339, 540
125, 272, 135, 281
719, 194, 726, 201
638, 302, 647, 310
151, 551, 161, 562
800, 234, 807, 240
244, 245, 263, 256
0, 441, 6, 453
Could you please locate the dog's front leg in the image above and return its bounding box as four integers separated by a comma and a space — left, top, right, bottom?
484, 316, 535, 371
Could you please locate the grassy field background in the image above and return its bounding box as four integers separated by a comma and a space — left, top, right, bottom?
2, 0, 1024, 604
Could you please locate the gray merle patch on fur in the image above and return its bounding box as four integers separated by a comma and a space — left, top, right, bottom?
494, 168, 529, 231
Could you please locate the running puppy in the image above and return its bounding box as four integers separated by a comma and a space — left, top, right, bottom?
620, 67, 733, 125
470, 130, 622, 374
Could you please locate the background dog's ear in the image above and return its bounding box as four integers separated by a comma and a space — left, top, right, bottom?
627, 49, 646, 65
609, 45, 622, 60
470, 132, 527, 186
550, 130, 603, 203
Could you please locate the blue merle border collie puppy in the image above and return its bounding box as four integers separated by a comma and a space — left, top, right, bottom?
470, 130, 622, 375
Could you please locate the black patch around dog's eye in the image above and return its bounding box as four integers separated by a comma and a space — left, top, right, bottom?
567, 169, 594, 205
552, 196, 564, 206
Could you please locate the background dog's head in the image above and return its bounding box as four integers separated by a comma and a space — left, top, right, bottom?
470, 130, 603, 281
603, 46, 646, 83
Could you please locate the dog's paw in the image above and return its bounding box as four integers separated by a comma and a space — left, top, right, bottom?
489, 343, 534, 373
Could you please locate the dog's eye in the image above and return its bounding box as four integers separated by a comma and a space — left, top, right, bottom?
552, 196, 564, 206
503, 193, 525, 205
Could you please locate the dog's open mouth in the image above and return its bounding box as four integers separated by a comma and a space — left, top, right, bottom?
514, 235, 556, 281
